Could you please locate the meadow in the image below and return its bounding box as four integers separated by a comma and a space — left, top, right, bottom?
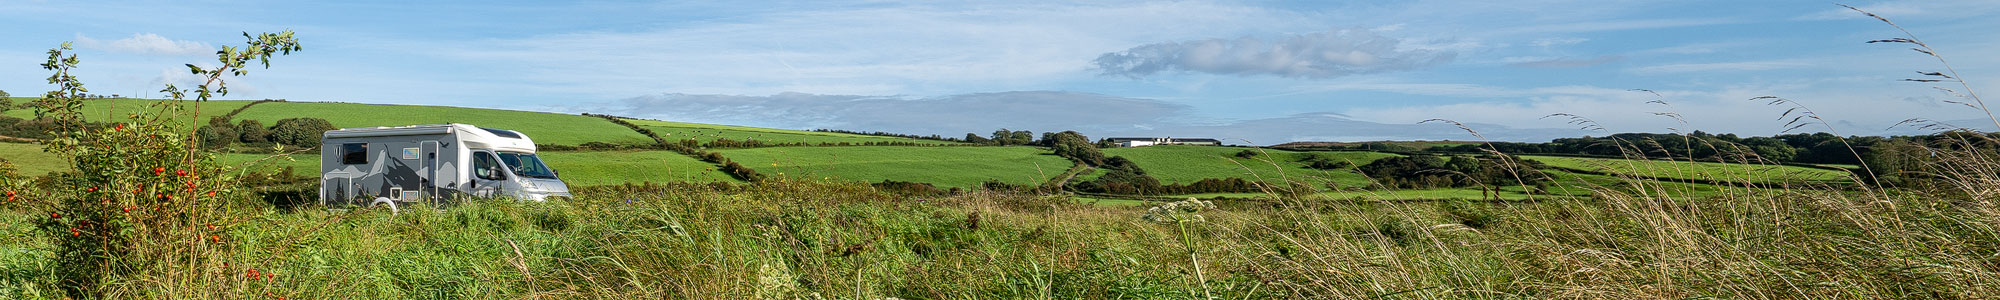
624, 118, 957, 145
229, 101, 655, 146
1100, 145, 1396, 188
715, 146, 1073, 188
1522, 155, 1850, 184
1, 98, 251, 122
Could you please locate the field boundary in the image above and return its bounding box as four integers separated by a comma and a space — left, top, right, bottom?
216, 99, 287, 121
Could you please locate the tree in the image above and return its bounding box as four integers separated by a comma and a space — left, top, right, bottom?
964, 133, 990, 145
1048, 131, 1104, 166
196, 125, 237, 149
236, 119, 270, 143
269, 117, 336, 148
0, 89, 10, 114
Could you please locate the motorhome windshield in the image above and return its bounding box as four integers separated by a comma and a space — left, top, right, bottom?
496, 152, 558, 179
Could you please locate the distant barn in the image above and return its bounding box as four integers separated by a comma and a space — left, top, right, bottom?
1105, 137, 1222, 147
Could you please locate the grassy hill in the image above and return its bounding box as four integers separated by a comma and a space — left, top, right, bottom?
0, 142, 61, 175
539, 150, 737, 185
230, 101, 653, 146
1522, 155, 1850, 184
715, 146, 1070, 188
1, 98, 254, 122
624, 119, 957, 145
1100, 145, 1398, 188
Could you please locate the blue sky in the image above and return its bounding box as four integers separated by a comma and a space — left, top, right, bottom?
3, 0, 1997, 144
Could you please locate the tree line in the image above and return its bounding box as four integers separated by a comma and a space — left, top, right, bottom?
195, 116, 340, 150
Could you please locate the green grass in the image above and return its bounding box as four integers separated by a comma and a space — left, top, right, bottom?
538, 150, 737, 186
1522, 155, 1850, 184
1, 98, 252, 122
624, 118, 958, 145
0, 142, 62, 175
230, 101, 654, 146
216, 152, 317, 175
715, 146, 1071, 188
1100, 145, 1397, 188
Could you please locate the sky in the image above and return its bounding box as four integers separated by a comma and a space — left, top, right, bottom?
2, 0, 1997, 145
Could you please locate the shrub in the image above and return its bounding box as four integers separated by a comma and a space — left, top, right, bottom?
196, 124, 237, 149
236, 119, 269, 143
268, 117, 337, 148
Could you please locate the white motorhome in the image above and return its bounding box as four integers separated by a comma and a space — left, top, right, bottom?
319, 124, 572, 207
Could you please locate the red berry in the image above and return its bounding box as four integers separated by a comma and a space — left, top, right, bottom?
246, 268, 258, 278
50, 213, 59, 219
175, 170, 187, 176
114, 124, 123, 131
207, 223, 216, 230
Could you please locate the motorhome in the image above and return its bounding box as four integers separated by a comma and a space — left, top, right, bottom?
319, 123, 572, 208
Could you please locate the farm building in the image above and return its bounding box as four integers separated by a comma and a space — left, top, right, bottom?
1105, 137, 1223, 147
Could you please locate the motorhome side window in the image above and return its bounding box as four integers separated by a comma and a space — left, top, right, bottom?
341, 143, 368, 165
473, 152, 506, 180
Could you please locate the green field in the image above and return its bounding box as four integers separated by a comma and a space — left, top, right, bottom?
1523, 155, 1850, 184
0, 142, 62, 175
1100, 145, 1398, 188
1180, 188, 1536, 201
716, 146, 1071, 188
1, 98, 253, 124
539, 150, 736, 186
624, 118, 957, 145
229, 101, 654, 146
217, 152, 317, 175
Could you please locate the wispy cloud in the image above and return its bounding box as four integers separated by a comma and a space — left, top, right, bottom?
1506, 55, 1622, 68
1091, 28, 1454, 79
1494, 18, 1735, 34
1627, 60, 1810, 74
74, 33, 212, 56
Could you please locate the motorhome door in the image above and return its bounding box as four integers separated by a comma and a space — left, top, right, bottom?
470, 150, 507, 198
421, 141, 439, 201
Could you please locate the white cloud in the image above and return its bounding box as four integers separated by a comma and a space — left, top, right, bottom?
1627, 60, 1811, 74
1091, 28, 1454, 79
74, 33, 212, 56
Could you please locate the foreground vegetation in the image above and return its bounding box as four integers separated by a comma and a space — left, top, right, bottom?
7, 174, 1997, 298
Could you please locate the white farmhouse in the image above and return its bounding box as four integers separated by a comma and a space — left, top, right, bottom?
1105, 137, 1223, 147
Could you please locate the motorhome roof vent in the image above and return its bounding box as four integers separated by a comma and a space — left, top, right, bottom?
480, 127, 522, 139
